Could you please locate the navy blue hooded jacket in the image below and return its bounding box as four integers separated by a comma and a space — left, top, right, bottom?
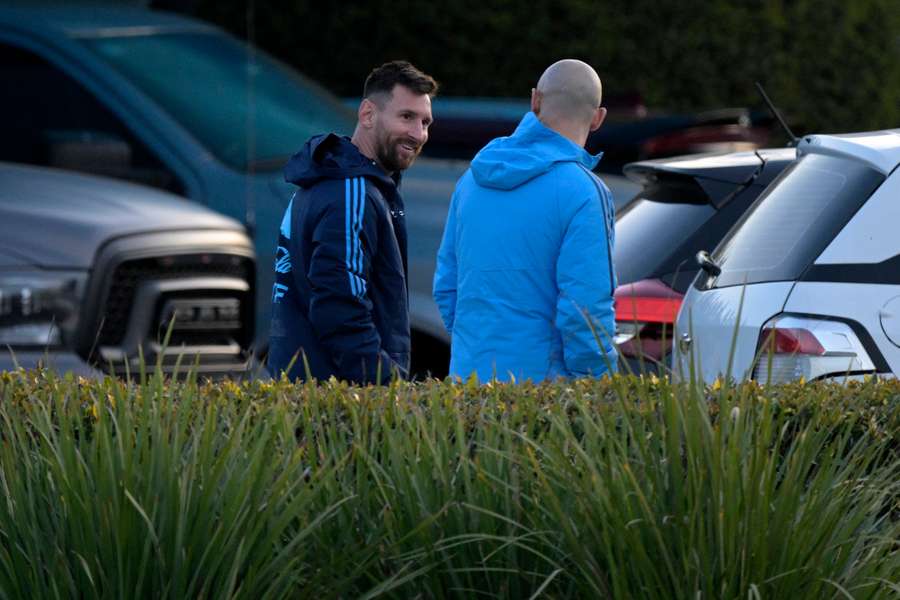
268, 134, 410, 383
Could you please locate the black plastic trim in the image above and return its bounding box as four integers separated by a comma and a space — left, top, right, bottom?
802, 254, 900, 285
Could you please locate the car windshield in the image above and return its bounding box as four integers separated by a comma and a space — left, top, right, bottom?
705, 153, 885, 288
81, 31, 355, 171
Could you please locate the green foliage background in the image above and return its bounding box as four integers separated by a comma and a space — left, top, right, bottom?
0, 368, 898, 597
193, 0, 900, 134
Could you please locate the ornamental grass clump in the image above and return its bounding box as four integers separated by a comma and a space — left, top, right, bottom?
0, 368, 897, 598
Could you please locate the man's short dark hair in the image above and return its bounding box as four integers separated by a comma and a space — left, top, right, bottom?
363, 60, 438, 102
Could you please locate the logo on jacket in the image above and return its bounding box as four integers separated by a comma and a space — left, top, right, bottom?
272, 283, 288, 303
274, 245, 292, 274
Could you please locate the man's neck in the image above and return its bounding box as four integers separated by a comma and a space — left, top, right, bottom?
537, 116, 588, 148
351, 128, 391, 174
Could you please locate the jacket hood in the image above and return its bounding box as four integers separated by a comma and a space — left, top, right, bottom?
470, 112, 603, 190
284, 134, 395, 189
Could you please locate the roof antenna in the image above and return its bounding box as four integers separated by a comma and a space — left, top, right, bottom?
755, 82, 798, 147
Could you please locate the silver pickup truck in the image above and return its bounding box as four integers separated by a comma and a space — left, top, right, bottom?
0, 162, 256, 377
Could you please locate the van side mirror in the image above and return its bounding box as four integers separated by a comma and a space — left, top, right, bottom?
45, 129, 133, 175
43, 129, 176, 191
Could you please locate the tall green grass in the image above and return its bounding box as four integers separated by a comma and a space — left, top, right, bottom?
0, 369, 897, 598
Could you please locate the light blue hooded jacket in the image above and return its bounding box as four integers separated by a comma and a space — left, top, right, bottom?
433, 112, 617, 382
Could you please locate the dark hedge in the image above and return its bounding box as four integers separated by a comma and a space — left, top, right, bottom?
191, 0, 900, 135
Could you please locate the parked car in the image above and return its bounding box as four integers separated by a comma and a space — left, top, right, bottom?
613, 148, 795, 371
673, 129, 900, 384
0, 162, 256, 377
0, 5, 642, 378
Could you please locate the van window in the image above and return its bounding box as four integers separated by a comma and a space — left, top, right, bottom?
0, 43, 183, 193
82, 31, 355, 172
702, 153, 884, 289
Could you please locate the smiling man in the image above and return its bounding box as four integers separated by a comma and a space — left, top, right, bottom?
268, 61, 437, 383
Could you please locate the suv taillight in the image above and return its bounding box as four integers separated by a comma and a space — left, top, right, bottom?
614, 278, 683, 361
753, 315, 876, 383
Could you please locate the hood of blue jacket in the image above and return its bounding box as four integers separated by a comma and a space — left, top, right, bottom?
284, 133, 397, 190
470, 112, 602, 190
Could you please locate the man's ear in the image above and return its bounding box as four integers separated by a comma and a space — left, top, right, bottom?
590, 106, 607, 132
358, 98, 377, 129
530, 88, 542, 115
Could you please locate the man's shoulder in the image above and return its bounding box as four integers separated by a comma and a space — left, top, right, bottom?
546, 162, 608, 199
300, 176, 388, 211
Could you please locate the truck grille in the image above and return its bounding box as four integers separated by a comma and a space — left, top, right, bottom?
97, 253, 251, 347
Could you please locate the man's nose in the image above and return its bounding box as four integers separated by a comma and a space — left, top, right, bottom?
409, 121, 428, 144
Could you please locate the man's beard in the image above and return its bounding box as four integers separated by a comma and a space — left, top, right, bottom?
375, 131, 422, 173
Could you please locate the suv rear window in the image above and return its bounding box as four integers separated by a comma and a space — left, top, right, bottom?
615, 178, 715, 285
702, 153, 884, 289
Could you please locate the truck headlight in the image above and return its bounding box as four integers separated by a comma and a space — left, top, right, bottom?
0, 273, 84, 348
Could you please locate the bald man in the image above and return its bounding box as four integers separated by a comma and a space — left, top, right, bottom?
433, 59, 617, 382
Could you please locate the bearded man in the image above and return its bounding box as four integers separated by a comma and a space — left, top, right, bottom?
268, 61, 437, 383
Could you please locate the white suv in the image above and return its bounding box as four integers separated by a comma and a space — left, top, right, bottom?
673, 129, 900, 383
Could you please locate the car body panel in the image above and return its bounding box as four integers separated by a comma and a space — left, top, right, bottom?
624, 147, 795, 187
0, 162, 242, 268
816, 168, 900, 265
0, 246, 36, 269
797, 130, 900, 175
781, 281, 898, 371
673, 282, 795, 382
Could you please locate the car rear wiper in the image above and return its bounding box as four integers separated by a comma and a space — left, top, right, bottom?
708, 149, 768, 209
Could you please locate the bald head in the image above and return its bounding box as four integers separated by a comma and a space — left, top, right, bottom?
535, 59, 602, 124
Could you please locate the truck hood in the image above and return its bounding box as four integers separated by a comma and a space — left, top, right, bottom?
0, 246, 37, 268
0, 163, 244, 268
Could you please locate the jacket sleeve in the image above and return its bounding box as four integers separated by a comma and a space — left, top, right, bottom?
555, 182, 618, 378
433, 189, 459, 334
303, 179, 404, 384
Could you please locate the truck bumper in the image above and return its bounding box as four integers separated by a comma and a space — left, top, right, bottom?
0, 349, 105, 378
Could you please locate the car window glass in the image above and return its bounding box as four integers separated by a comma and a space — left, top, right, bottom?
615, 197, 715, 285
721, 165, 844, 270
705, 153, 885, 289
82, 32, 355, 172
0, 42, 183, 193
